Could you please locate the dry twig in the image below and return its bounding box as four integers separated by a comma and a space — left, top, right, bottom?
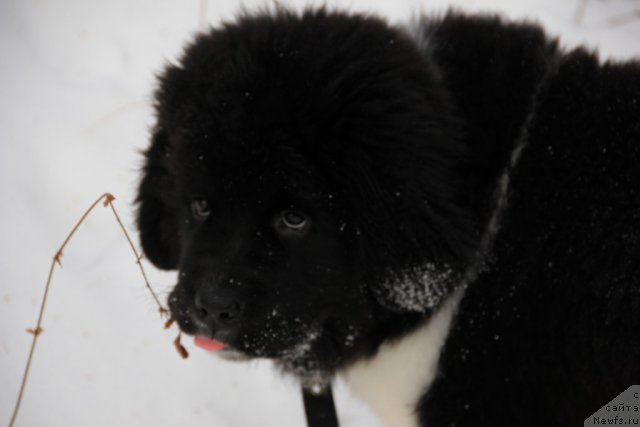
7, 193, 171, 427
174, 333, 190, 359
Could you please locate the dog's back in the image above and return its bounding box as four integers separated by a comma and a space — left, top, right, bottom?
411, 14, 640, 427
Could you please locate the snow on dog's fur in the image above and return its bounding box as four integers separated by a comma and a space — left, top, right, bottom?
136, 7, 640, 426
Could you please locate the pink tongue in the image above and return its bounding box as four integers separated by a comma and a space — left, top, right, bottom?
194, 336, 226, 351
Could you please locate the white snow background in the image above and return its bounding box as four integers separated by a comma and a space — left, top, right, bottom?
0, 0, 638, 426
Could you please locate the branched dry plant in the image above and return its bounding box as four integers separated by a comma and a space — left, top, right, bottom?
7, 192, 185, 427
6, 3, 213, 426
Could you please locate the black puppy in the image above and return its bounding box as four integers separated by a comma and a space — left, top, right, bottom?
136, 8, 640, 427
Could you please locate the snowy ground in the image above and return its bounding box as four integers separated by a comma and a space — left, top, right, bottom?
0, 1, 638, 426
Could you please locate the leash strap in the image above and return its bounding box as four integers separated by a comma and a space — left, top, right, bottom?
302, 385, 340, 427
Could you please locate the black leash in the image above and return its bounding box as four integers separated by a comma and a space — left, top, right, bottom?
302, 385, 340, 427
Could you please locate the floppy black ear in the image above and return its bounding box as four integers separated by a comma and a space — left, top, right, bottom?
136, 128, 181, 270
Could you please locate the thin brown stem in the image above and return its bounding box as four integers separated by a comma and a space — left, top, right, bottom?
104, 195, 167, 315
7, 193, 168, 427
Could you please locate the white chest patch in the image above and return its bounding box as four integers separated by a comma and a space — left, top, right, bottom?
341, 290, 463, 427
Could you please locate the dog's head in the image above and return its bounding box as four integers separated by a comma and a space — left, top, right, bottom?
137, 8, 477, 381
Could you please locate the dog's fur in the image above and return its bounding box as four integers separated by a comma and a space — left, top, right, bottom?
136, 8, 640, 426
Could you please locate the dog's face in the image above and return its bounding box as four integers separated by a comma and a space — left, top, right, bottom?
137, 9, 477, 380
163, 144, 373, 370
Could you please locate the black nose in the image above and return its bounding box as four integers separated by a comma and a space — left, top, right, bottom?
194, 284, 245, 326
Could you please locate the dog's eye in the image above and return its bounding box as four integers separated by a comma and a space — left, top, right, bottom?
191, 197, 211, 218
280, 210, 309, 232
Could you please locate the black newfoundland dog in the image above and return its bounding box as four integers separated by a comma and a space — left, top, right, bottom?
136, 7, 640, 427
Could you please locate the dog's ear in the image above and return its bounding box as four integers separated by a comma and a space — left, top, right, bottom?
136, 128, 181, 270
